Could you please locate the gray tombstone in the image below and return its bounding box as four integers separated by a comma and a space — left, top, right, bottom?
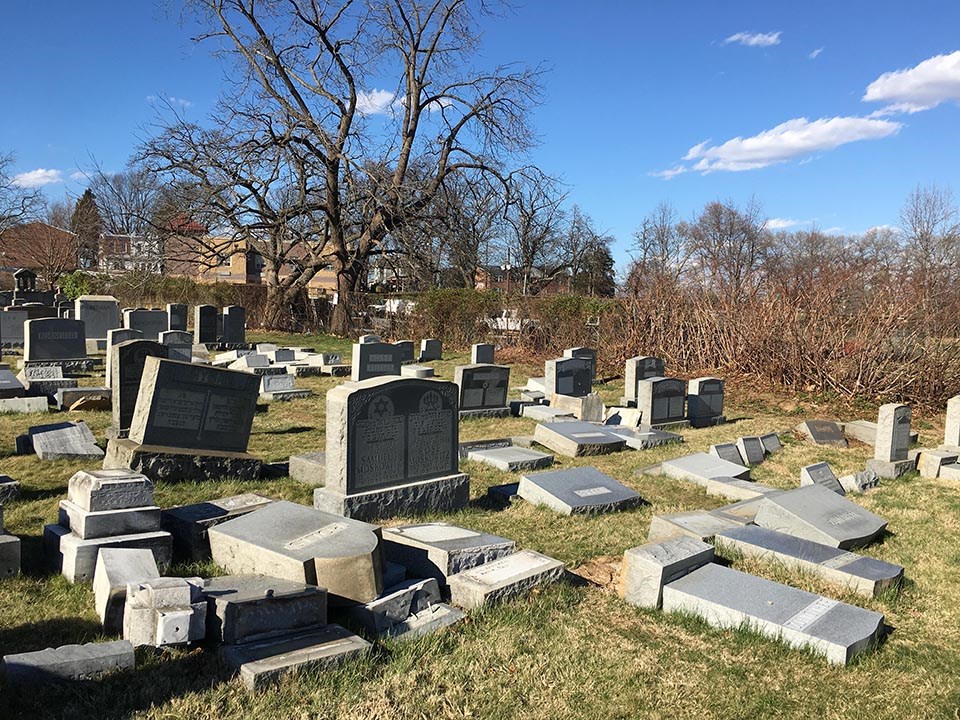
800, 462, 845, 495
532, 421, 627, 457
563, 347, 597, 378
418, 338, 442, 362
869, 403, 913, 478
104, 328, 144, 389
392, 340, 415, 364
167, 303, 188, 332
735, 436, 766, 465
194, 305, 218, 344
315, 376, 469, 520
222, 306, 246, 344
619, 537, 715, 609
637, 377, 686, 426
382, 522, 515, 582
709, 443, 745, 466
687, 377, 725, 427
0, 308, 28, 347
123, 309, 168, 342
75, 295, 120, 342
453, 364, 510, 418
544, 356, 593, 398
351, 342, 402, 382
471, 343, 495, 364
24, 318, 87, 362
0, 368, 26, 399
517, 466, 642, 515
795, 419, 847, 447
944, 395, 960, 449
623, 356, 665, 404
160, 331, 194, 362
110, 340, 169, 436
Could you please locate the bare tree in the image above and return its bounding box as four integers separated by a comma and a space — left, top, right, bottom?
0, 152, 45, 233
628, 202, 689, 289
170, 0, 541, 333
45, 198, 74, 231
900, 184, 960, 277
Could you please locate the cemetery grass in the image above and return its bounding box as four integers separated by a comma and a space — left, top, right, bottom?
0, 335, 959, 719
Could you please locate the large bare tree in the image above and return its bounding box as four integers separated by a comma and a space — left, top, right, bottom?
0, 152, 45, 233
162, 0, 540, 333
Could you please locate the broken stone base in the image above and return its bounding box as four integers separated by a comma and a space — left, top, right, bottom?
1, 640, 134, 684
45, 523, 172, 583
313, 473, 470, 521
104, 439, 262, 483
866, 457, 915, 479
459, 407, 511, 419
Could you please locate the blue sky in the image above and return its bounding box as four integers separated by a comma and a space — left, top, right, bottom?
3, 1, 960, 265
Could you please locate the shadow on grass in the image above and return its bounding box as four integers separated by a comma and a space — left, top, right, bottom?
0, 616, 104, 658
255, 425, 315, 436
17, 486, 68, 502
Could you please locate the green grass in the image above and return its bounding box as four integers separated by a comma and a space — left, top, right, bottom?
2, 332, 960, 719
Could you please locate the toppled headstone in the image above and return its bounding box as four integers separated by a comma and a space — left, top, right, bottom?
55, 386, 111, 411
917, 449, 958, 479
735, 436, 765, 465
161, 493, 274, 561
800, 462, 845, 495
208, 500, 383, 604
93, 548, 160, 633
661, 563, 885, 665
619, 537, 714, 609
1, 640, 134, 684
795, 419, 847, 448
868, 404, 914, 479
518, 466, 642, 515
715, 525, 903, 598
399, 364, 434, 379
0, 396, 48, 414
27, 421, 103, 460
0, 475, 21, 503
382, 522, 515, 583
18, 365, 77, 399
759, 432, 783, 454
521, 404, 575, 422
346, 577, 445, 636
550, 392, 604, 423
605, 425, 684, 450
701, 476, 782, 503
710, 443, 744, 465
0, 367, 25, 399
260, 373, 312, 401
660, 452, 750, 486
467, 446, 554, 472
754, 485, 887, 549
289, 451, 326, 486
123, 577, 206, 647
533, 421, 626, 457
647, 510, 741, 543
842, 420, 919, 447
447, 550, 565, 609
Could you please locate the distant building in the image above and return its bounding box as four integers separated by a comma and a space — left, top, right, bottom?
0, 222, 79, 286
475, 264, 572, 295
99, 233, 163, 273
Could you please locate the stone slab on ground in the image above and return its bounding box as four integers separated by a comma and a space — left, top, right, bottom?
917, 449, 959, 479
458, 438, 513, 459
710, 497, 769, 526
648, 510, 742, 543
380, 603, 465, 640
161, 493, 274, 561
518, 466, 642, 515
660, 453, 750, 486
208, 500, 383, 604
1, 640, 135, 684
103, 439, 263, 483
533, 421, 627, 457
93, 548, 160, 634
382, 522, 515, 583
289, 451, 327, 486
345, 577, 441, 634
619, 537, 714, 609
0, 396, 49, 414
800, 462, 845, 495
843, 420, 917, 446
222, 624, 372, 693
58, 500, 161, 540
0, 475, 21, 503
521, 404, 575, 423
714, 525, 904, 598
45, 524, 172, 583
400, 364, 434, 379
661, 563, 885, 665
754, 485, 887, 549
29, 421, 103, 460
203, 575, 328, 645
701, 477, 783, 503
466, 446, 554, 472
447, 549, 565, 610
710, 443, 745, 465
838, 469, 880, 494
605, 425, 684, 450
795, 420, 847, 447
313, 473, 470, 522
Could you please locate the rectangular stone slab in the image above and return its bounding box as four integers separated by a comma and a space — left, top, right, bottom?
660, 453, 750, 486
518, 466, 642, 515
203, 574, 328, 645
735, 437, 766, 465
795, 420, 847, 447
702, 477, 783, 503
0, 534, 21, 578
800, 462, 845, 495
620, 537, 714, 609
447, 549, 565, 609
93, 548, 160, 633
223, 624, 372, 693
754, 485, 887, 549
467, 447, 554, 472
68, 469, 154, 512
345, 577, 442, 634
382, 602, 465, 640
521, 404, 575, 422
606, 425, 683, 450
46, 524, 172, 583
647, 510, 742, 543
160, 493, 274, 561
759, 433, 783, 453
382, 522, 515, 582
29, 421, 103, 460
2, 640, 134, 684
58, 500, 161, 540
661, 563, 885, 665
715, 525, 904, 598
533, 421, 626, 457
710, 443, 745, 465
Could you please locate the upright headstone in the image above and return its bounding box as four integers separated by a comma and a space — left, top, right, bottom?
454, 364, 510, 418
105, 357, 262, 482
351, 342, 402, 381
110, 340, 169, 438
194, 305, 217, 344
75, 295, 120, 348
563, 347, 597, 378
636, 377, 686, 426
222, 306, 246, 344
623, 356, 665, 405
160, 331, 194, 362
943, 396, 960, 449
393, 340, 415, 364
868, 403, 913, 478
167, 303, 188, 332
471, 343, 495, 364
104, 328, 144, 389
123, 309, 168, 341
359, 334, 381, 344
0, 308, 28, 347
314, 377, 469, 520
418, 338, 442, 362
23, 318, 88, 365
544, 356, 593, 398
687, 377, 725, 427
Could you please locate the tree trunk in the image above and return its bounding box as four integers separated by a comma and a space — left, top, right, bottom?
263, 283, 290, 329
330, 258, 363, 336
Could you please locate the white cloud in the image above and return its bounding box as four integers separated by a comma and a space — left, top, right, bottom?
648, 166, 688, 180
809, 47, 824, 60
356, 88, 397, 116
146, 94, 192, 108
767, 217, 810, 230
657, 116, 901, 175
13, 168, 63, 188
724, 31, 781, 48
863, 50, 960, 114
69, 170, 89, 182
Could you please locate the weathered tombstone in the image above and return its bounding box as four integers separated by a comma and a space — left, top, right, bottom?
161, 493, 274, 561
754, 485, 887, 549
17, 364, 77, 399
759, 432, 783, 454
544, 356, 593, 398
917, 449, 959, 479
23, 318, 89, 367
550, 391, 604, 422
109, 340, 168, 438
194, 305, 217, 344
104, 328, 144, 389
123, 309, 168, 341
623, 356, 665, 405
75, 295, 120, 351
636, 377, 686, 426
660, 452, 750, 486
104, 357, 262, 481
314, 377, 469, 520
418, 338, 442, 362
167, 303, 188, 332
605, 425, 684, 450
0, 308, 28, 347
661, 563, 885, 666
518, 466, 642, 515
800, 462, 845, 495
93, 548, 160, 633
351, 342, 402, 381
1, 641, 135, 684
795, 419, 847, 447
714, 526, 904, 599
563, 347, 597, 378
222, 306, 246, 344
533, 421, 627, 457
868, 403, 914, 478
648, 510, 742, 543
701, 476, 782, 503
446, 550, 565, 609
160, 330, 194, 362
619, 537, 714, 609
687, 377, 725, 427
27, 421, 103, 460
454, 364, 510, 418
467, 446, 553, 472
471, 343, 495, 364
382, 522, 515, 583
